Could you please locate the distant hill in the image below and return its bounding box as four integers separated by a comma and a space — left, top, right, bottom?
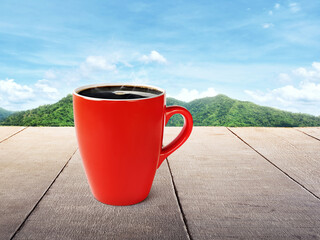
166, 95, 320, 127
0, 107, 14, 121
0, 95, 74, 126
1, 94, 320, 127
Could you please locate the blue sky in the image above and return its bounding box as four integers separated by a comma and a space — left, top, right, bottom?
1, 0, 320, 115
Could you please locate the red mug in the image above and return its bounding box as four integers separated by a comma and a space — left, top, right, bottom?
73, 84, 193, 205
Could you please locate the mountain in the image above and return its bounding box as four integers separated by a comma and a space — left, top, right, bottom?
166, 95, 320, 127
0, 95, 74, 126
0, 107, 14, 121
1, 94, 320, 127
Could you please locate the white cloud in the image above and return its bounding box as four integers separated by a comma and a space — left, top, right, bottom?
34, 80, 59, 100
246, 83, 320, 103
274, 3, 280, 9
85, 56, 117, 71
0, 79, 34, 104
312, 62, 320, 72
140, 51, 167, 64
289, 3, 300, 13
268, 10, 273, 15
262, 23, 274, 29
44, 55, 120, 84
278, 73, 291, 83
0, 78, 60, 110
52, 52, 134, 83
172, 87, 217, 102
293, 62, 320, 79
245, 62, 320, 115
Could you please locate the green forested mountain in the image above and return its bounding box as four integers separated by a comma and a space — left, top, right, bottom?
0, 107, 14, 121
1, 94, 320, 127
1, 95, 74, 126
166, 95, 320, 127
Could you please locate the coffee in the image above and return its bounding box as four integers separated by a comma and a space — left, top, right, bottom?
78, 85, 162, 100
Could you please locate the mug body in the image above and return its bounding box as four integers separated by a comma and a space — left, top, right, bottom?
73, 84, 165, 205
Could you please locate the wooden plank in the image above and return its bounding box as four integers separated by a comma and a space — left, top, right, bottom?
297, 127, 320, 140
0, 126, 25, 142
166, 127, 320, 240
231, 127, 320, 197
13, 151, 189, 240
0, 127, 78, 240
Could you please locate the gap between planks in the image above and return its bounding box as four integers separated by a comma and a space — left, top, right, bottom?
166, 158, 192, 240
10, 148, 78, 240
8, 127, 318, 239
227, 127, 320, 202
0, 127, 27, 144
295, 128, 320, 142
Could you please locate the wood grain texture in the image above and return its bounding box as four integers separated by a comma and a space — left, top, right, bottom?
166, 127, 320, 240
231, 127, 320, 198
297, 127, 320, 140
13, 151, 189, 240
0, 126, 25, 142
0, 127, 78, 240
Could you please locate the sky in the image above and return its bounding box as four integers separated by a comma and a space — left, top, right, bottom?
0, 0, 320, 115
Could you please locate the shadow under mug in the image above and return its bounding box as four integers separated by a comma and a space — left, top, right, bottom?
73, 84, 193, 205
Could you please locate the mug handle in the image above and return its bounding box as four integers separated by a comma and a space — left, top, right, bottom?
157, 106, 193, 168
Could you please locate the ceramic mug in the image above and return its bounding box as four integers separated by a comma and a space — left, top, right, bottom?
73, 84, 193, 205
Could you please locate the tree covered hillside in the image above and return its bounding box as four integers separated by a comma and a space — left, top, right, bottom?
1, 94, 320, 127
0, 107, 14, 121
1, 95, 74, 126
166, 95, 320, 127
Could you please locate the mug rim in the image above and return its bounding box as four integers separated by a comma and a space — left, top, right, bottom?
73, 83, 165, 101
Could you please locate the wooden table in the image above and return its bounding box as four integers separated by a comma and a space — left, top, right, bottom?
1, 127, 320, 240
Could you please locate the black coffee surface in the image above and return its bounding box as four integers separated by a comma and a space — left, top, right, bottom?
78, 85, 162, 99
